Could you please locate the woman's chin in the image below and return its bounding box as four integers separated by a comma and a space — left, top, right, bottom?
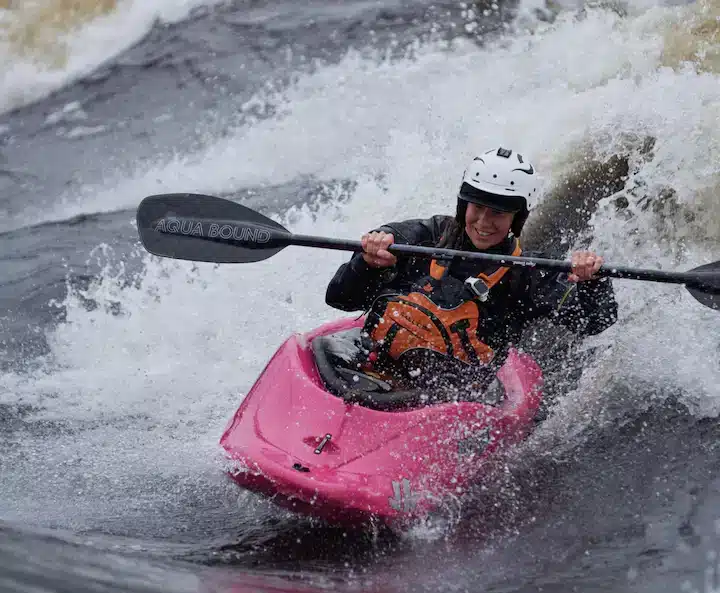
468, 234, 498, 250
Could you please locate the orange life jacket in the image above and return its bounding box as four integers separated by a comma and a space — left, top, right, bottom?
365, 240, 522, 366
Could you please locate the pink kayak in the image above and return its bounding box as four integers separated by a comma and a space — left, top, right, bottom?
220, 316, 543, 528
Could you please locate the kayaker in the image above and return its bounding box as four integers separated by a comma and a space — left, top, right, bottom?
325, 147, 618, 393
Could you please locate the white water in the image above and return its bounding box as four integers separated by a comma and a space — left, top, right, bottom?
1, 1, 719, 531
0, 0, 222, 114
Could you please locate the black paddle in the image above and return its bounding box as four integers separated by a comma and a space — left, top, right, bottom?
136, 193, 720, 311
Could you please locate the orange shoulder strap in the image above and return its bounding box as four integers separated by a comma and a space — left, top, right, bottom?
429, 239, 522, 286
477, 239, 522, 288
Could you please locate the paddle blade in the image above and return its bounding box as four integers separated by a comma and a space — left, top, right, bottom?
686, 261, 720, 311
136, 193, 290, 263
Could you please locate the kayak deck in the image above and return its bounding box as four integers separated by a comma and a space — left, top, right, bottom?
220, 317, 543, 527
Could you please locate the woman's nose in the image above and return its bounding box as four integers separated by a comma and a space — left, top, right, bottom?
474, 208, 489, 225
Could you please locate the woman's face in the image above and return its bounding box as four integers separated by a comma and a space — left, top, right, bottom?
464, 202, 515, 250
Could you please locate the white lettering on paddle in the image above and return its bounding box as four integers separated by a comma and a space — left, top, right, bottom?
154, 218, 203, 236
207, 223, 271, 243
153, 219, 270, 243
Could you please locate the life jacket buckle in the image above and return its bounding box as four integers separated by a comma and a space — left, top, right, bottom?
465, 277, 490, 301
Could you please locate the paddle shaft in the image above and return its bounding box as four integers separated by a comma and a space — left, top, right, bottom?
134, 193, 720, 309
285, 232, 713, 288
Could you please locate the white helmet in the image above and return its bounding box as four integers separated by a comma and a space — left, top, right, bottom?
457, 147, 538, 236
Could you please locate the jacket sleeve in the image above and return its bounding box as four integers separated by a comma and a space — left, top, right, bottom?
325, 216, 449, 312
527, 272, 618, 336
324, 253, 391, 312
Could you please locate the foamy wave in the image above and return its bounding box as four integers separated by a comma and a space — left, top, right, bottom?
0, 0, 223, 114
